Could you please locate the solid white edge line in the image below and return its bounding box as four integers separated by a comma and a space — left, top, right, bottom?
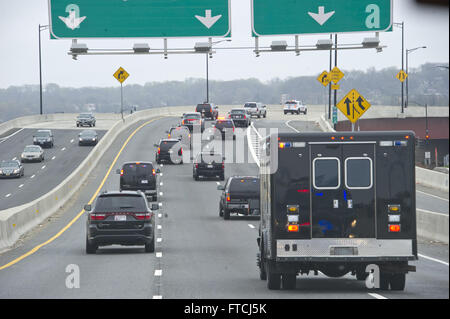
417, 208, 448, 217
368, 293, 388, 299
418, 254, 449, 266
0, 128, 24, 144
417, 190, 449, 202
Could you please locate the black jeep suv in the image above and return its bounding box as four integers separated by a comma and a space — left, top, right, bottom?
193, 152, 225, 181
117, 162, 160, 201
85, 191, 159, 254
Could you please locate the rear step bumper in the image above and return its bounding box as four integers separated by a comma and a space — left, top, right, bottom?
276, 239, 416, 261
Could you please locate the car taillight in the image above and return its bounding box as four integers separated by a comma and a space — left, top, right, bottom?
180, 147, 183, 155
157, 147, 160, 154
222, 162, 224, 169
120, 169, 124, 176
90, 213, 106, 221
152, 169, 156, 175
287, 224, 299, 232
388, 224, 401, 232
134, 212, 152, 220
226, 193, 230, 202
195, 163, 198, 168
182, 120, 185, 125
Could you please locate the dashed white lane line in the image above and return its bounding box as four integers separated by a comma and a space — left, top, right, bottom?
41, 165, 46, 170
156, 238, 162, 243
61, 147, 66, 151
216, 182, 221, 185
18, 184, 24, 188
51, 156, 56, 160
30, 175, 35, 179
157, 225, 162, 230
368, 293, 388, 299
248, 224, 255, 229
158, 213, 162, 218
12, 157, 17, 161
70, 139, 74, 143
158, 203, 163, 207
154, 269, 162, 276
418, 254, 449, 266
152, 295, 163, 299
159, 192, 163, 196
5, 193, 11, 198
156, 252, 162, 258
160, 182, 163, 186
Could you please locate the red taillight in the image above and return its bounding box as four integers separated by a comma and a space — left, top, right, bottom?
195, 163, 198, 169
297, 189, 309, 193
90, 213, 106, 221
134, 212, 152, 220
389, 224, 401, 232
157, 147, 160, 154
226, 193, 230, 202
180, 147, 183, 155
287, 225, 299, 232
120, 169, 124, 176
152, 169, 156, 175
222, 162, 224, 169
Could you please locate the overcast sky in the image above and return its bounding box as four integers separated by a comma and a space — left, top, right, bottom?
0, 0, 448, 88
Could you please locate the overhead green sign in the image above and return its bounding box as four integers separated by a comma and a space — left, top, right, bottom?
251, 0, 392, 36
49, 0, 231, 39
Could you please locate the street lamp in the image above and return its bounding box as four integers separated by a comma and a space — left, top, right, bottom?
393, 22, 405, 113
39, 24, 49, 115
406, 46, 427, 108
200, 39, 231, 103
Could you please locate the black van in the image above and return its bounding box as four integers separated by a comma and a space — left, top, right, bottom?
257, 131, 417, 291
116, 162, 160, 201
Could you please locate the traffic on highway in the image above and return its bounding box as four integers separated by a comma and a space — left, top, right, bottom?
0, 0, 448, 313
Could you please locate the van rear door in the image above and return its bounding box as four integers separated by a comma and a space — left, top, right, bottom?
310, 142, 376, 239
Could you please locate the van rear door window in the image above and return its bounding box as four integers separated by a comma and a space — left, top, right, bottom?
345, 157, 373, 189
313, 158, 340, 189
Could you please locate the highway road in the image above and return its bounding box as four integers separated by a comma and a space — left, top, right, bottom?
0, 128, 106, 210
0, 115, 447, 299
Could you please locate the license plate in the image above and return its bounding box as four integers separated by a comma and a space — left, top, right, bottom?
168, 150, 173, 154
141, 180, 148, 184
207, 164, 213, 168
114, 215, 127, 221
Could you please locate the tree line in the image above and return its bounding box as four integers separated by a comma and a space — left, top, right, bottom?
0, 62, 448, 123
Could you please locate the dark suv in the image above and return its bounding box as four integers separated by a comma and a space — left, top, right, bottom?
181, 112, 205, 133
193, 152, 225, 181
196, 103, 218, 120
155, 139, 183, 164
33, 130, 54, 148
117, 162, 160, 201
76, 113, 96, 127
217, 176, 260, 220
85, 191, 159, 254
214, 119, 236, 140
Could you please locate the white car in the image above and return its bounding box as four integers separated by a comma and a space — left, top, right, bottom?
284, 100, 307, 115
244, 102, 264, 118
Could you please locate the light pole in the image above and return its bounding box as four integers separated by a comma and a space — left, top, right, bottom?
205, 39, 231, 103
393, 22, 405, 113
406, 46, 427, 108
39, 24, 49, 115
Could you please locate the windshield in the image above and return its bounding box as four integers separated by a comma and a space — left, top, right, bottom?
229, 178, 260, 194
160, 140, 179, 151
285, 101, 297, 105
196, 104, 212, 111
244, 103, 257, 108
122, 163, 153, 182
35, 131, 50, 137
94, 195, 147, 212
1, 161, 19, 168
78, 114, 91, 118
230, 109, 245, 114
24, 146, 41, 152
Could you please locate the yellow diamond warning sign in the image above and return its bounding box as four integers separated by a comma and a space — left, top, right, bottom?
113, 67, 129, 84
329, 66, 344, 84
396, 70, 408, 82
317, 71, 330, 87
336, 89, 371, 123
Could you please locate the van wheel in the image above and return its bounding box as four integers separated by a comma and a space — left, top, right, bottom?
266, 262, 281, 290
258, 240, 267, 280
219, 204, 224, 217
86, 237, 97, 254
223, 208, 230, 220
390, 273, 406, 291
282, 273, 296, 290
145, 238, 155, 253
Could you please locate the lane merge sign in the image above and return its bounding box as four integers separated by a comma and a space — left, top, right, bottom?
49, 0, 231, 38
337, 89, 371, 123
396, 70, 408, 82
